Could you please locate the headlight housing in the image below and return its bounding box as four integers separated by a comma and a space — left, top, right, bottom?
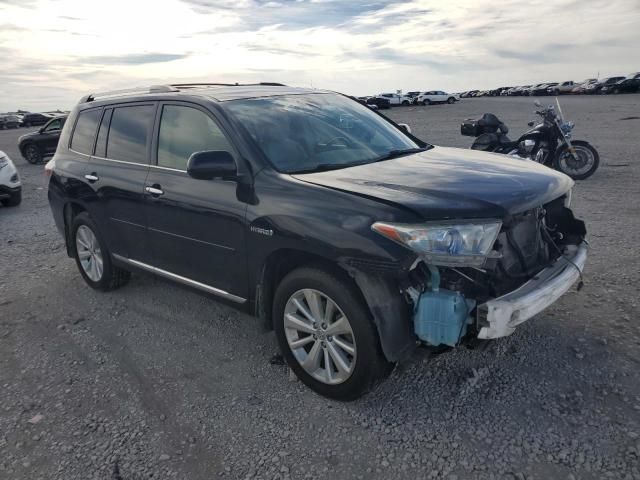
372, 221, 502, 267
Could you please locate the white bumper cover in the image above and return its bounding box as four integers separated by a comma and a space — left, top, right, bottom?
477, 242, 588, 339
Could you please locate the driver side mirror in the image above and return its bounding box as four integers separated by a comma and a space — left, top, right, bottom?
398, 123, 412, 134
187, 150, 237, 180
527, 121, 535, 127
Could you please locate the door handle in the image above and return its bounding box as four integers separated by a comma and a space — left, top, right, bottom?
84, 173, 99, 182
145, 186, 164, 196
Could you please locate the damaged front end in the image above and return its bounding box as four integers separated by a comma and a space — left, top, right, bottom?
373, 194, 587, 349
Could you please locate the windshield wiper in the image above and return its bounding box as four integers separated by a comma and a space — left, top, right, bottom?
289, 162, 367, 174
373, 147, 429, 162
289, 148, 429, 174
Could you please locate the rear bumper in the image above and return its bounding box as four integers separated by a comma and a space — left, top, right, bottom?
477, 242, 588, 339
0, 185, 21, 200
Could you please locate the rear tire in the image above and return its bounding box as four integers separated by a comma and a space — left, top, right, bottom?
273, 266, 392, 400
71, 212, 130, 291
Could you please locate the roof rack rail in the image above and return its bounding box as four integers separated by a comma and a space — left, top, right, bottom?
79, 85, 179, 103
169, 82, 286, 89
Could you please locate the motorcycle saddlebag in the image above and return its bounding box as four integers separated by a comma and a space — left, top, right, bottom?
461, 113, 504, 136
471, 133, 499, 151
461, 118, 483, 136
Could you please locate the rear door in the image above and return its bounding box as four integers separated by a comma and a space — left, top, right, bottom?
88, 103, 155, 262
144, 101, 248, 300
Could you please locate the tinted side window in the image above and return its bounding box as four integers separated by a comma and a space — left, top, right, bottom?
44, 118, 62, 132
157, 105, 233, 170
94, 108, 112, 158
70, 109, 101, 155
106, 105, 154, 164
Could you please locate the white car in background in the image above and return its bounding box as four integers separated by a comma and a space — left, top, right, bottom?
416, 91, 459, 105
0, 150, 22, 207
377, 93, 413, 106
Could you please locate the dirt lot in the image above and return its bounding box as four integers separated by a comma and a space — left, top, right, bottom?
1, 95, 639, 480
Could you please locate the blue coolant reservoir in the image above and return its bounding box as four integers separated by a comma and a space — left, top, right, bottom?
414, 290, 475, 347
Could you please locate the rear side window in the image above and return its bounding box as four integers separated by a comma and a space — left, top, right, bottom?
70, 109, 101, 155
157, 105, 233, 170
106, 105, 154, 164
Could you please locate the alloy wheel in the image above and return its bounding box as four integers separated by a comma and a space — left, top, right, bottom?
283, 289, 357, 385
75, 225, 103, 282
25, 145, 41, 164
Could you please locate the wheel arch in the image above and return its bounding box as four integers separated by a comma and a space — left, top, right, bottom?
62, 201, 88, 257
255, 247, 415, 362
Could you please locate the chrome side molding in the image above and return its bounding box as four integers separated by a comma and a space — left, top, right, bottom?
112, 254, 246, 304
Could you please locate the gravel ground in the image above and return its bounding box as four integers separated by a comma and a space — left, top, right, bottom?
1, 95, 639, 480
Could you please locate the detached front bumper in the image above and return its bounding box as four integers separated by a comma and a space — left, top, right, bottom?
477, 242, 588, 339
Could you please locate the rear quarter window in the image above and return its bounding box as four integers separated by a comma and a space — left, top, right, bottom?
70, 109, 102, 155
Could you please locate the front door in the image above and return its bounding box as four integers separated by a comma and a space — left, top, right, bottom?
144, 102, 248, 300
41, 117, 65, 155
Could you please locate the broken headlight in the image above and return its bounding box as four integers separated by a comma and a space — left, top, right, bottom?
372, 221, 502, 267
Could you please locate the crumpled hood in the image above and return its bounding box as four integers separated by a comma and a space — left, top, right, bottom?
293, 146, 573, 219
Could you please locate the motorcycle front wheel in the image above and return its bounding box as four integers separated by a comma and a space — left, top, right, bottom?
554, 140, 599, 180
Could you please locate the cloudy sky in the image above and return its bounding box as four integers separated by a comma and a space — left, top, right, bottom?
1, 0, 639, 111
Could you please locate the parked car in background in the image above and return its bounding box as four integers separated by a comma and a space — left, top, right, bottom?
19, 115, 67, 164
601, 72, 640, 94
365, 96, 391, 109
570, 79, 597, 94
0, 115, 22, 129
416, 91, 459, 105
0, 150, 21, 207
528, 83, 558, 96
585, 76, 625, 94
509, 86, 532, 96
548, 81, 576, 95
21, 112, 55, 127
378, 93, 413, 106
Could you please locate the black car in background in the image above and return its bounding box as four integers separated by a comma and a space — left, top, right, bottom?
46, 83, 587, 400
19, 115, 67, 164
601, 73, 640, 94
365, 96, 391, 109
0, 115, 22, 129
21, 112, 54, 127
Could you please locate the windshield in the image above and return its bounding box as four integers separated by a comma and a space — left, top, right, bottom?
224, 93, 421, 174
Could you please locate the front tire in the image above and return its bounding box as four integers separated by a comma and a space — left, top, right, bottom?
422, 99, 431, 106
71, 212, 130, 291
554, 140, 600, 180
447, 97, 455, 104
23, 144, 42, 164
273, 267, 392, 401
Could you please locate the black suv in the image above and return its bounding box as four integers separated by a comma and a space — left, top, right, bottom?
19, 116, 67, 164
47, 83, 588, 400
21, 112, 54, 127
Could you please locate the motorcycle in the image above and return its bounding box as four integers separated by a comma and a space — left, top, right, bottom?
460, 99, 599, 180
